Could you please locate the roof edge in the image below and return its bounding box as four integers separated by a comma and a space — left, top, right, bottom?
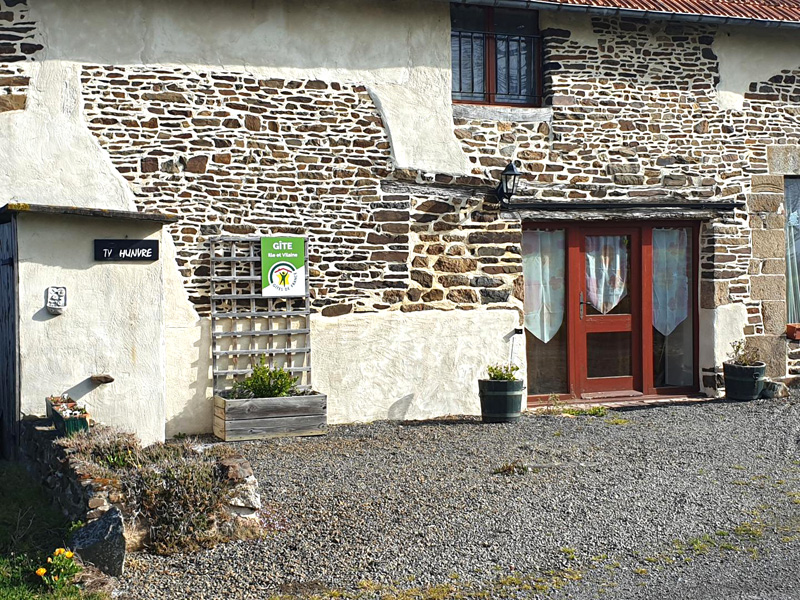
452, 0, 800, 29
0, 203, 178, 224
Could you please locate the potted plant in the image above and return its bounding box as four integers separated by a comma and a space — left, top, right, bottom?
213, 360, 327, 441
46, 395, 90, 436
478, 364, 524, 423
722, 340, 766, 401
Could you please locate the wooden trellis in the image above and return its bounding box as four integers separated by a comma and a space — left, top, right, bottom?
210, 236, 312, 396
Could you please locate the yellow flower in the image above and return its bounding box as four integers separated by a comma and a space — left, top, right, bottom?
47, 557, 52, 563
53, 576, 59, 581
65, 551, 74, 559
54, 548, 65, 556
35, 568, 46, 577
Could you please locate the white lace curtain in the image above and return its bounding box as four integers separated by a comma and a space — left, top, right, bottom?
585, 236, 628, 314
652, 228, 690, 336
522, 230, 565, 343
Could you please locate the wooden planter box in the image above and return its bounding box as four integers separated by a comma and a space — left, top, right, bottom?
213, 393, 327, 441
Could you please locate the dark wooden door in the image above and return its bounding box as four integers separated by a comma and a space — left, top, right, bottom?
0, 219, 17, 459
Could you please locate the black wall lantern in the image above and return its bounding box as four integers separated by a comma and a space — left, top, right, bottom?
495, 162, 521, 207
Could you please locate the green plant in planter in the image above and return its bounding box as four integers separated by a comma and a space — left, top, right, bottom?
480, 364, 523, 423
487, 363, 519, 381
230, 360, 299, 399
724, 340, 766, 401
728, 340, 760, 366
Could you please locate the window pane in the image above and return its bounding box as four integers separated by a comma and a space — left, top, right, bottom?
523, 229, 567, 394
585, 235, 630, 315
451, 5, 486, 102
653, 319, 693, 387
652, 227, 693, 387
494, 8, 537, 104
786, 178, 800, 323
527, 323, 567, 394
587, 332, 631, 378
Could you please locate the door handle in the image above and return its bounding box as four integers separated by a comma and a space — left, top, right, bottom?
579, 291, 584, 320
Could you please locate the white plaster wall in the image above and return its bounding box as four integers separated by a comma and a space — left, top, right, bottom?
699, 303, 749, 396
313, 309, 524, 423
30, 0, 469, 175
162, 235, 213, 437
714, 27, 800, 110
0, 61, 136, 210
16, 213, 166, 445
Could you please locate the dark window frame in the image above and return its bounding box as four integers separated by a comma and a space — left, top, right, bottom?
450, 5, 544, 108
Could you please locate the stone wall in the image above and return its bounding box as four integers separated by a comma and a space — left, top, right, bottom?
81, 66, 520, 318
19, 418, 121, 524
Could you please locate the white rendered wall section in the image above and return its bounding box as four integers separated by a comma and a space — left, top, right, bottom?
16, 214, 166, 445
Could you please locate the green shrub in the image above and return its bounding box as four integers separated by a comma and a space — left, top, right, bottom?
487, 364, 519, 381
127, 458, 232, 554
230, 360, 298, 398
60, 429, 241, 555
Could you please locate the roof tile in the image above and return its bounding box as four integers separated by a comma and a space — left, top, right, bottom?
545, 0, 800, 24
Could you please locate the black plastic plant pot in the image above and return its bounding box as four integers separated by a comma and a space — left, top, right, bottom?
478, 379, 524, 423
723, 361, 766, 401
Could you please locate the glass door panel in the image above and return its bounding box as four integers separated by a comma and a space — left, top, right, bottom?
652, 227, 694, 388
523, 229, 568, 394
587, 332, 632, 378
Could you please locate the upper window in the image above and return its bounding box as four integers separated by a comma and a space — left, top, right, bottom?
450, 5, 542, 107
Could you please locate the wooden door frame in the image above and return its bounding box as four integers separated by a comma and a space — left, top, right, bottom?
522, 220, 700, 404
570, 226, 642, 397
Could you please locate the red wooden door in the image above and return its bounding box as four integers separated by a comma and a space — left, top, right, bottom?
569, 227, 642, 397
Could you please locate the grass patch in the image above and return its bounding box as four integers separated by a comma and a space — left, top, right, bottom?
559, 547, 577, 560
733, 521, 764, 540
538, 394, 608, 417
605, 417, 630, 426
562, 406, 608, 417
0, 461, 105, 599
268, 568, 586, 599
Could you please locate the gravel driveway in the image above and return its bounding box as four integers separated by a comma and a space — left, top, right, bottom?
120, 397, 799, 599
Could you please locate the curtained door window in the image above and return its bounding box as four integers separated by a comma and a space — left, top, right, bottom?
522, 230, 567, 394
652, 228, 693, 387
786, 178, 800, 324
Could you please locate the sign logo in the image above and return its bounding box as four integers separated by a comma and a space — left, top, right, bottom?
261, 237, 306, 298
268, 261, 298, 293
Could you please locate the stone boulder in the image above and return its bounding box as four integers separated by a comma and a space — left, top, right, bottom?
219, 456, 262, 519
70, 507, 126, 576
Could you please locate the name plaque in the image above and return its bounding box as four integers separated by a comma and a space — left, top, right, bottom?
94, 239, 159, 262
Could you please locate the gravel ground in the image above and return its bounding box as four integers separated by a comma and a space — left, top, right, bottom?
119, 397, 800, 599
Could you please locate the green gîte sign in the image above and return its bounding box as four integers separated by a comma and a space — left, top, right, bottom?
261, 237, 306, 298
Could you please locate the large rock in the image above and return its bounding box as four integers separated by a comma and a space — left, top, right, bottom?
70, 507, 125, 576
220, 457, 262, 519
